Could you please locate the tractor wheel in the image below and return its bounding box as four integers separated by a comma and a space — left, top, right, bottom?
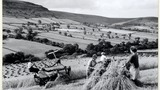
34, 74, 41, 85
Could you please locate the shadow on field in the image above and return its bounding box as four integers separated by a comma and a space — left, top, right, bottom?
142, 82, 158, 87
133, 80, 158, 88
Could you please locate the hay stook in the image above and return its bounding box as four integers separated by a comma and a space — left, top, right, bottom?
83, 60, 141, 90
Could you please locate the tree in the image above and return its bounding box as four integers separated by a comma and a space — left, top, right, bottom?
125, 41, 132, 52
59, 31, 62, 35
6, 30, 11, 33
86, 43, 95, 51
64, 32, 67, 36
84, 27, 86, 30
27, 27, 33, 34
14, 52, 25, 63
68, 34, 72, 37
38, 20, 42, 24
134, 37, 140, 45
3, 53, 15, 64
63, 44, 76, 55
26, 28, 37, 41
15, 33, 23, 39
73, 43, 79, 52
3, 35, 8, 40
107, 33, 111, 39
92, 28, 95, 32
128, 33, 132, 39
142, 38, 148, 44
67, 24, 70, 29
41, 38, 49, 43
101, 33, 104, 37
14, 29, 19, 34
84, 30, 87, 35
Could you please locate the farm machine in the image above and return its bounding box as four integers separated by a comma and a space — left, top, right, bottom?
34, 49, 71, 86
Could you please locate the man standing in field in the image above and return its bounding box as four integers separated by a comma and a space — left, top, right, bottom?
99, 52, 108, 63
86, 54, 97, 78
125, 46, 140, 83
28, 59, 39, 73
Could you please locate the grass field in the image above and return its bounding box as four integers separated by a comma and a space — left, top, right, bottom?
3, 38, 61, 57
3, 55, 158, 90
3, 17, 158, 51
38, 31, 98, 49
36, 27, 157, 50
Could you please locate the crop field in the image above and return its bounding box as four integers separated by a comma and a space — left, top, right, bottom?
59, 19, 81, 24
35, 26, 157, 50
3, 48, 16, 55
38, 32, 98, 49
3, 55, 158, 90
3, 24, 19, 30
3, 39, 61, 57
57, 29, 84, 32
3, 17, 157, 49
3, 17, 27, 24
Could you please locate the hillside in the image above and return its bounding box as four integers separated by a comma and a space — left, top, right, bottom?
3, 0, 158, 26
3, 0, 55, 18
50, 11, 133, 25
110, 17, 158, 33
111, 17, 158, 27
3, 0, 132, 25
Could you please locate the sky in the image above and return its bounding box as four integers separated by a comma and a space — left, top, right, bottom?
21, 0, 158, 18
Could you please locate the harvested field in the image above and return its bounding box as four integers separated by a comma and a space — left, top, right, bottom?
3, 38, 61, 57
38, 32, 98, 49
3, 56, 157, 79
4, 61, 157, 90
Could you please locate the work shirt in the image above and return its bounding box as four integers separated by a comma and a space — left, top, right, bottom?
28, 62, 32, 68
100, 55, 108, 62
128, 53, 139, 68
87, 59, 97, 70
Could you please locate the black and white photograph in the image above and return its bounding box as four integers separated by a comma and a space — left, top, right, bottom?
2, 0, 158, 90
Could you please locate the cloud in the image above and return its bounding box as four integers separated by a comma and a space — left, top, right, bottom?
21, 0, 158, 18
22, 0, 97, 9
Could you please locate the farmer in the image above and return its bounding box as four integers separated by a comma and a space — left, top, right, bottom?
125, 46, 140, 82
99, 52, 108, 63
86, 54, 97, 78
28, 59, 39, 73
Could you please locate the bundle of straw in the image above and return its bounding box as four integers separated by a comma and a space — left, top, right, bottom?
83, 62, 111, 90
44, 74, 70, 89
92, 75, 138, 90
84, 60, 141, 90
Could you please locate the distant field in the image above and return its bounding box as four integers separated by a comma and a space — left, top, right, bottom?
3, 17, 27, 24
3, 39, 61, 57
3, 48, 16, 55
57, 29, 83, 32
38, 31, 98, 49
36, 27, 157, 49
132, 32, 158, 41
3, 17, 158, 50
3, 17, 81, 25
101, 28, 135, 34
59, 19, 81, 24
3, 24, 19, 30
